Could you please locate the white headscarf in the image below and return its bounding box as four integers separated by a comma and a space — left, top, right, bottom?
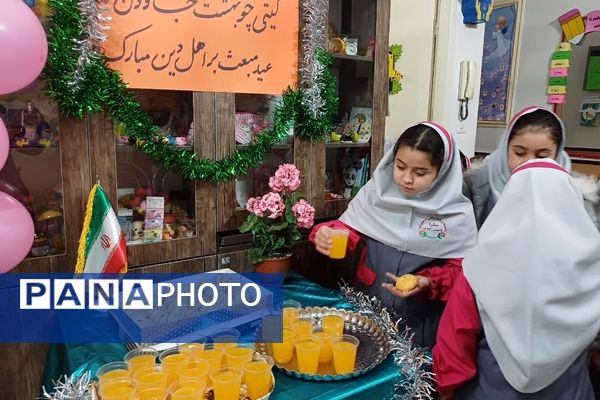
339, 122, 477, 259
464, 158, 600, 393
488, 106, 571, 202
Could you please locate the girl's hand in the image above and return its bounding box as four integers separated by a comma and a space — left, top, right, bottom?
314, 226, 333, 256
382, 272, 431, 298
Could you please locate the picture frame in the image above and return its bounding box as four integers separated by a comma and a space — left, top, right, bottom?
478, 0, 523, 127
347, 107, 373, 143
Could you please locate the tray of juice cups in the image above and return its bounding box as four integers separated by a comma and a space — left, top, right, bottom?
255, 306, 392, 381
94, 338, 275, 399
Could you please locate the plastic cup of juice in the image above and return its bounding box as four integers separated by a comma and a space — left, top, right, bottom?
158, 347, 191, 387
210, 365, 243, 400
294, 336, 322, 375
272, 328, 296, 364
242, 354, 275, 400
194, 345, 223, 375
312, 329, 337, 363
332, 334, 360, 374
135, 386, 168, 400
329, 229, 350, 259
321, 314, 345, 337
292, 318, 316, 338
176, 359, 210, 387
282, 300, 301, 328
133, 366, 168, 390
211, 328, 240, 351
168, 379, 206, 400
124, 348, 158, 376
99, 378, 135, 400
224, 345, 255, 368
96, 361, 129, 386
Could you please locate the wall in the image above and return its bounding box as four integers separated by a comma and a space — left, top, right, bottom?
476, 0, 599, 152
431, 0, 485, 157
384, 0, 437, 141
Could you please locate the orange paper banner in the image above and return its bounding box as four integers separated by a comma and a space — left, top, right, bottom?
102, 0, 299, 94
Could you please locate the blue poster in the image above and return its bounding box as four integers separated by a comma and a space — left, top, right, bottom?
478, 4, 518, 124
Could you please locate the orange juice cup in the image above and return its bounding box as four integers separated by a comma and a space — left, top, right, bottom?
282, 300, 301, 328
332, 334, 360, 374
159, 348, 191, 387
168, 379, 206, 400
125, 348, 158, 376
194, 345, 223, 374
329, 229, 349, 259
96, 361, 129, 386
272, 328, 296, 364
292, 318, 316, 337
321, 314, 345, 336
312, 329, 337, 363
99, 378, 135, 400
211, 329, 240, 351
176, 359, 210, 386
134, 367, 168, 390
210, 365, 243, 400
224, 345, 255, 368
242, 355, 274, 400
294, 336, 322, 375
135, 386, 168, 400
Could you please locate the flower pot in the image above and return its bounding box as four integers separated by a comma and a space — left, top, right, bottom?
255, 254, 292, 276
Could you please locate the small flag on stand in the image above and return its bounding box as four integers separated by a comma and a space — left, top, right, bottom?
75, 184, 127, 273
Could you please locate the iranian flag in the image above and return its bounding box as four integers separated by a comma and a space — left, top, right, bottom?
75, 184, 127, 273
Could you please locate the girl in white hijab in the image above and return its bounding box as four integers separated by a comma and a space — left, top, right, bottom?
310, 123, 477, 348
433, 158, 600, 399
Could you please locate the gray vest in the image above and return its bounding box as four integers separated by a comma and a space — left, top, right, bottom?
359, 237, 446, 349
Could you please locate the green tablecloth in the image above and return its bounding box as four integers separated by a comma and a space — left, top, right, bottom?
42, 272, 399, 399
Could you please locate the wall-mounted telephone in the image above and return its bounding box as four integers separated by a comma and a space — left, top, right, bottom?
458, 61, 476, 121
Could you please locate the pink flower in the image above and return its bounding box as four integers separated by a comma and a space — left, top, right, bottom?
269, 164, 301, 192
292, 199, 315, 229
246, 196, 263, 217
259, 192, 285, 219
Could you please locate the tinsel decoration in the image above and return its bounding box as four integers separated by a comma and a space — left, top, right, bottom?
45, 0, 338, 182
41, 371, 92, 400
340, 283, 435, 400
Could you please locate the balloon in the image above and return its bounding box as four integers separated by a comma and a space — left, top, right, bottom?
0, 0, 48, 95
0, 191, 34, 272
0, 179, 25, 204
0, 119, 7, 170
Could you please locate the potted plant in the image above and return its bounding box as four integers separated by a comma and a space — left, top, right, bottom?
240, 164, 315, 274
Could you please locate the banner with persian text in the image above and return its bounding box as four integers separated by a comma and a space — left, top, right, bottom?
102, 0, 299, 94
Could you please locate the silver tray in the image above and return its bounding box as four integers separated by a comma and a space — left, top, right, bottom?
255, 306, 392, 381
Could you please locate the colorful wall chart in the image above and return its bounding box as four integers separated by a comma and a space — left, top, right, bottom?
547, 42, 572, 105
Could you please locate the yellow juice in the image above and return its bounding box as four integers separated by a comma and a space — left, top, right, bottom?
169, 380, 205, 400
322, 315, 344, 336
332, 341, 358, 374
295, 340, 321, 374
313, 332, 334, 363
212, 371, 242, 400
127, 355, 156, 375
135, 386, 166, 400
177, 360, 210, 385
195, 349, 222, 373
98, 368, 129, 385
329, 231, 349, 259
135, 371, 167, 390
180, 343, 205, 357
244, 361, 272, 400
160, 353, 189, 386
282, 307, 299, 327
293, 320, 314, 337
100, 383, 135, 400
272, 329, 296, 364
225, 346, 254, 367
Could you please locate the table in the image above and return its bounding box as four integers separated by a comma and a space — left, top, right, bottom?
42, 272, 400, 399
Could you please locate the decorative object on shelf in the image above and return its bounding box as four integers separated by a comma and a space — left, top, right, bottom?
240, 164, 315, 270
344, 39, 359, 56
342, 156, 370, 199
558, 9, 586, 45
347, 107, 373, 144
388, 45, 404, 95
547, 42, 572, 105
478, 0, 523, 126
339, 284, 435, 400
367, 39, 376, 58
461, 0, 493, 25
46, 0, 338, 183
42, 370, 92, 400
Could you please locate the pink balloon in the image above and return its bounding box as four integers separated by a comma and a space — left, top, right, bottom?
0, 0, 48, 95
0, 119, 7, 170
0, 179, 25, 204
0, 191, 34, 272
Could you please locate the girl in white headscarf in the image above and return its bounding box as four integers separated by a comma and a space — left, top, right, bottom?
310, 123, 477, 348
433, 158, 600, 399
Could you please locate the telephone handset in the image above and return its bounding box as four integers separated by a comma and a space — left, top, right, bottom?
458, 61, 476, 121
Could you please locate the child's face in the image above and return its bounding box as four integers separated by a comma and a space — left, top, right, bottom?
393, 146, 439, 196
507, 128, 558, 172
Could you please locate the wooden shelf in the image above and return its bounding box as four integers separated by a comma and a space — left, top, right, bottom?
236, 143, 292, 150
326, 142, 370, 148
329, 53, 374, 62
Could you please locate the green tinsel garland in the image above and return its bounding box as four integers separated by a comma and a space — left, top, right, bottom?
45, 0, 338, 182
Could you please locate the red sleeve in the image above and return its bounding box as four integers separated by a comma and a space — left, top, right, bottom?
417, 258, 463, 301
308, 220, 362, 251
432, 273, 480, 397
